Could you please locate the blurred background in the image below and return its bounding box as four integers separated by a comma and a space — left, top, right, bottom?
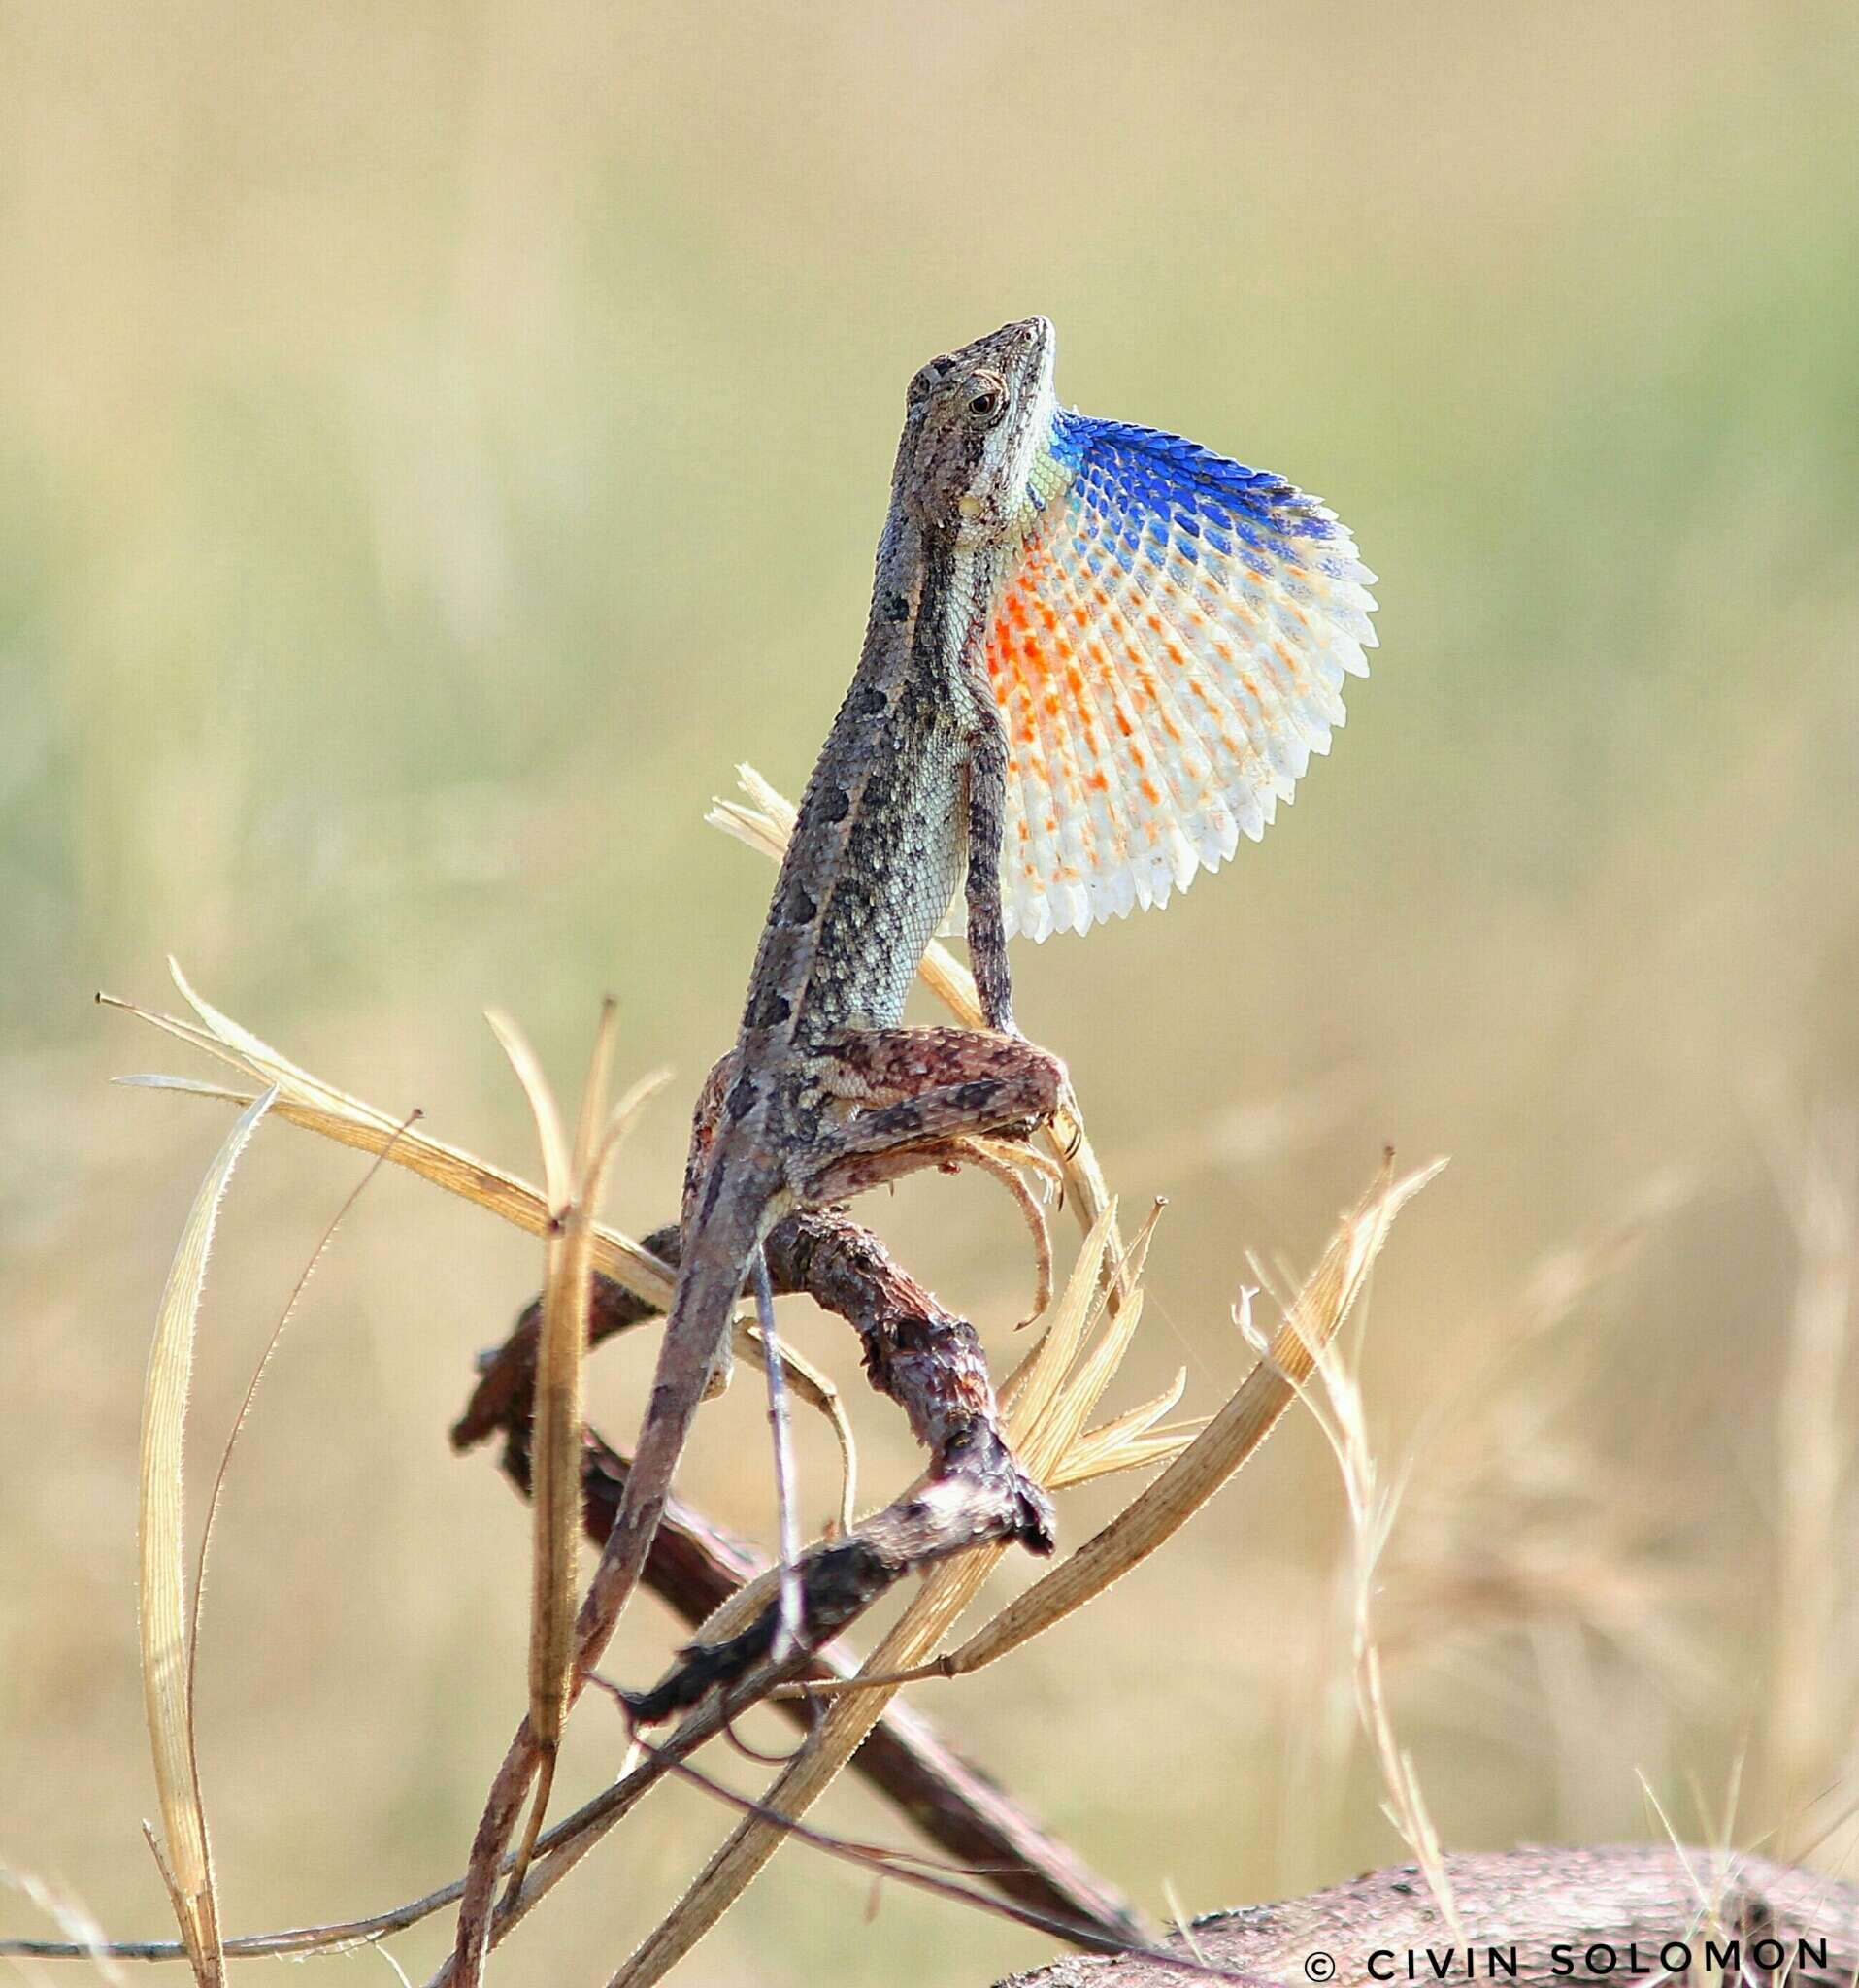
5, 2, 1858, 1982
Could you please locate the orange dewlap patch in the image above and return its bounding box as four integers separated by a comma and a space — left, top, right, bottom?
981, 415, 1378, 942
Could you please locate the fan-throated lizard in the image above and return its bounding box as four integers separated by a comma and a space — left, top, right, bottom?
447, 317, 1381, 1988
603, 313, 1379, 1671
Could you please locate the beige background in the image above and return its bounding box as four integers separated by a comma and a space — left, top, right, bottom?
4, 4, 1857, 1982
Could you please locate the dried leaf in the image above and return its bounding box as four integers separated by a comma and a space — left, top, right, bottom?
607, 1208, 1124, 1987
138, 1084, 277, 1987
946, 1155, 1446, 1680
104, 981, 855, 1491
1046, 1369, 1194, 1490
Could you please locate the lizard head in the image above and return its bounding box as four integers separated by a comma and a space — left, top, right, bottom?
898, 316, 1056, 547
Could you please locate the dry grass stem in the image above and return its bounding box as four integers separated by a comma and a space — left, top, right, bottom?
751, 1245, 807, 1660
488, 999, 654, 1899
1762, 1106, 1857, 1841
0, 1861, 131, 1987
628, 1742, 1250, 1977
452, 1008, 673, 1971
605, 1202, 1134, 1988
1271, 1159, 1462, 1946
101, 960, 857, 1501
136, 1083, 277, 1988
189, 1107, 419, 1768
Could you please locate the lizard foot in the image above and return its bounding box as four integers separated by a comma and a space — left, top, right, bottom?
623, 1427, 1053, 1727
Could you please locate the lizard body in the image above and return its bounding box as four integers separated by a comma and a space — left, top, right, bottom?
451, 319, 1380, 1975
595, 312, 1381, 1672
593, 319, 1070, 1646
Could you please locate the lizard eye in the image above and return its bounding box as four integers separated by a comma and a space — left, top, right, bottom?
967, 386, 1004, 425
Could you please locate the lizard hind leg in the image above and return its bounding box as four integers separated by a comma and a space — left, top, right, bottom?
800, 1026, 1065, 1179
807, 1024, 1065, 1135
795, 1026, 1067, 1309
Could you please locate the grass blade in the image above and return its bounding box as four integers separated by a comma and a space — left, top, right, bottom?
943, 1155, 1444, 1680
138, 1083, 277, 1987
606, 1210, 1125, 1987
486, 1011, 588, 1895
105, 981, 855, 1482
484, 1009, 571, 1214
505, 1003, 665, 1899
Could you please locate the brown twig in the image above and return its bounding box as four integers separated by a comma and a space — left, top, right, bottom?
621, 1428, 1048, 1725
452, 1215, 1138, 1943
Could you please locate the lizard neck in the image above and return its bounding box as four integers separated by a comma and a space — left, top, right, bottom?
906, 520, 1009, 729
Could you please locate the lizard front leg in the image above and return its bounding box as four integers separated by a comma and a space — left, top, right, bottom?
962, 711, 1017, 1034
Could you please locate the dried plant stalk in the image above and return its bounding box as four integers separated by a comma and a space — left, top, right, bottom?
944, 1155, 1444, 1680
103, 962, 856, 1491
484, 1001, 603, 1892
137, 1084, 277, 1988
1285, 1181, 1463, 1944
605, 1205, 1129, 1987
481, 1007, 674, 1905
1763, 1109, 1856, 1839
521, 1215, 580, 1828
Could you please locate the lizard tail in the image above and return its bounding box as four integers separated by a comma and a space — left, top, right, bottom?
577, 1143, 784, 1668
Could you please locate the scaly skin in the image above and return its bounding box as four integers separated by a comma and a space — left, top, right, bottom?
596, 317, 1070, 1666
449, 317, 1380, 1982
449, 323, 1071, 1988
